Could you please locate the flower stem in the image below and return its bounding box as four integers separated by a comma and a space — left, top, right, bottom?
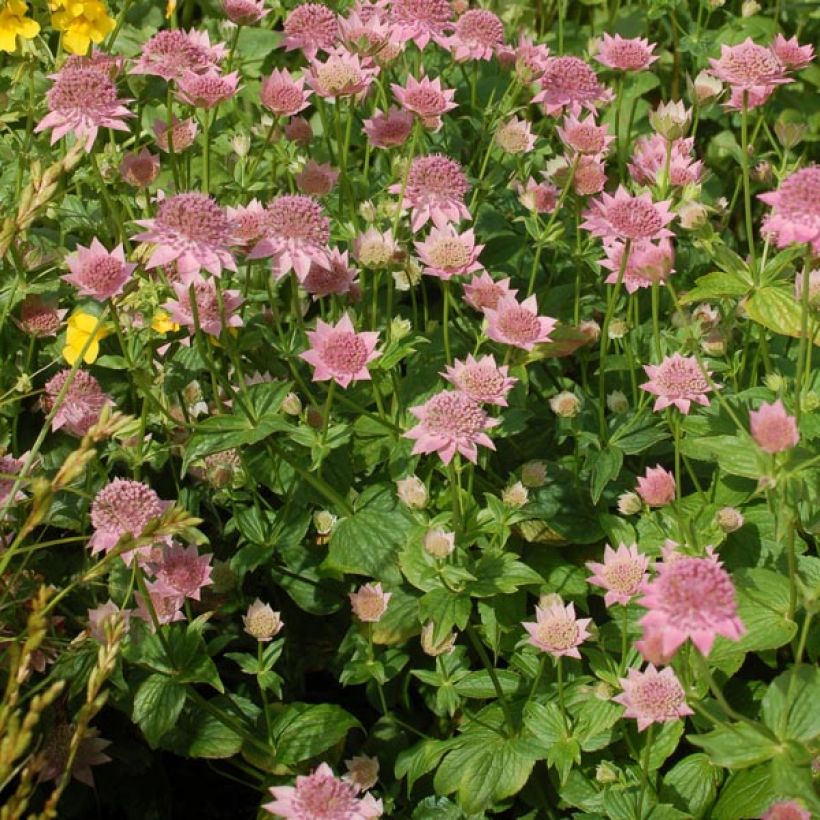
527, 655, 547, 703
442, 280, 452, 364
202, 109, 211, 194
465, 624, 516, 734
556, 656, 569, 733
739, 94, 756, 269
794, 250, 812, 425
635, 723, 655, 818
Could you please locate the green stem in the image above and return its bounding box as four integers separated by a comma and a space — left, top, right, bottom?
465, 624, 516, 735
442, 281, 452, 364
448, 456, 462, 534
635, 724, 655, 818
257, 642, 273, 741
202, 109, 211, 194
556, 656, 568, 733
794, 251, 812, 425
740, 94, 756, 269
527, 655, 547, 703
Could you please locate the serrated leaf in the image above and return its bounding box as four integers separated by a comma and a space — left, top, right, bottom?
272, 703, 361, 766
133, 674, 187, 747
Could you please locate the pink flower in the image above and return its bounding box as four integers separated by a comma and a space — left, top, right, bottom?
761, 800, 812, 820
63, 239, 135, 301
303, 248, 359, 299
708, 38, 789, 109
414, 225, 483, 279
40, 726, 111, 788
349, 582, 392, 622
771, 34, 814, 71
0, 453, 27, 507
557, 112, 613, 155
284, 116, 313, 145
243, 599, 284, 641
634, 626, 676, 667
532, 56, 612, 116
494, 117, 536, 155
223, 0, 268, 25
595, 34, 657, 72
228, 199, 267, 250
582, 187, 675, 241
260, 69, 311, 117
441, 354, 516, 406
16, 297, 66, 338
282, 2, 338, 58
120, 147, 160, 188
571, 154, 608, 195
512, 33, 550, 82
300, 313, 380, 387
516, 175, 559, 213
154, 115, 198, 153
437, 8, 503, 62
35, 64, 133, 152
263, 762, 383, 818
135, 586, 185, 628
523, 600, 592, 659
296, 160, 339, 196
629, 134, 703, 188
638, 552, 745, 656
249, 194, 330, 281
586, 543, 650, 607
795, 268, 820, 308
177, 69, 239, 108
484, 294, 557, 351
133, 192, 237, 278
635, 465, 676, 507
600, 238, 675, 294
759, 165, 820, 254
405, 389, 499, 464
87, 600, 131, 643
362, 106, 414, 148
392, 74, 457, 130
390, 154, 471, 232
749, 399, 799, 454
42, 369, 112, 437
641, 353, 718, 413
150, 543, 213, 601
462, 272, 517, 311
131, 29, 226, 81
613, 664, 693, 731
165, 275, 244, 336
389, 0, 453, 49
339, 9, 395, 56
352, 227, 400, 267
307, 48, 377, 99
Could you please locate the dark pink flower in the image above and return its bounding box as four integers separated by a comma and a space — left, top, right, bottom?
42, 369, 112, 437
641, 353, 718, 413
759, 165, 820, 254
150, 543, 213, 601
532, 56, 612, 116
260, 69, 311, 117
392, 73, 457, 130
63, 239, 135, 300
582, 186, 675, 240
586, 542, 650, 607
165, 274, 244, 336
120, 147, 160, 188
557, 112, 613, 155
296, 160, 339, 196
154, 115, 199, 153
303, 248, 359, 299
0, 452, 28, 507
441, 354, 516, 406
600, 238, 675, 294
771, 34, 814, 71
40, 725, 111, 788
134, 586, 185, 628
282, 3, 338, 58
629, 134, 703, 188
284, 115, 313, 145
223, 0, 268, 25
462, 272, 517, 311
130, 29, 226, 82
636, 465, 675, 506
523, 600, 592, 659
613, 664, 692, 731
437, 8, 503, 62
16, 297, 66, 337
749, 399, 799, 453
300, 313, 380, 387
595, 33, 657, 71
485, 294, 556, 350
516, 175, 560, 213
362, 106, 414, 148
340, 9, 395, 56
177, 69, 239, 108
389, 0, 453, 49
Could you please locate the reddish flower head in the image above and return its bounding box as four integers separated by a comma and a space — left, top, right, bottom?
223, 0, 268, 25
414, 225, 483, 279
392, 74, 457, 130
484, 294, 557, 351
120, 147, 160, 188
303, 248, 359, 299
362, 106, 414, 148
63, 239, 135, 301
595, 34, 657, 72
586, 543, 650, 607
462, 272, 517, 312
42, 369, 112, 437
154, 115, 198, 153
582, 187, 675, 240
641, 353, 718, 414
300, 313, 380, 387
629, 134, 703, 188
260, 69, 311, 117
771, 34, 814, 71
389, 0, 453, 49
749, 399, 799, 454
635, 465, 676, 507
438, 8, 504, 62
296, 160, 339, 197
600, 238, 675, 294
523, 600, 592, 659
177, 69, 239, 109
151, 543, 213, 601
282, 2, 338, 58
131, 29, 225, 82
165, 275, 244, 336
532, 56, 612, 116
761, 800, 812, 820
228, 199, 267, 250
516, 175, 560, 213
759, 165, 820, 254
17, 297, 67, 338
441, 354, 516, 406
613, 665, 693, 731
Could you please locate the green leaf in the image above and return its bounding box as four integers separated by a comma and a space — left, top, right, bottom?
688, 722, 779, 768
574, 697, 623, 752
132, 673, 187, 747
590, 446, 623, 505
648, 720, 685, 769
395, 738, 462, 791
466, 553, 543, 596
419, 588, 471, 644
660, 753, 721, 818
453, 670, 525, 699
745, 286, 820, 344
179, 695, 261, 759
547, 737, 581, 785
679, 434, 767, 479
272, 703, 361, 766
711, 764, 773, 820
683, 270, 752, 302
761, 666, 820, 742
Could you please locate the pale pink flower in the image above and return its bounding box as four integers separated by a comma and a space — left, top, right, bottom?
392, 74, 457, 130
761, 800, 812, 820
629, 134, 704, 188
638, 552, 745, 656
120, 147, 160, 188
795, 268, 820, 308
512, 34, 550, 82
516, 175, 559, 213
485, 294, 557, 351
600, 238, 675, 294
414, 225, 483, 279
177, 69, 239, 108
771, 34, 814, 71
708, 38, 789, 109
243, 598, 284, 641
350, 582, 392, 622
87, 600, 131, 643
582, 187, 675, 240
437, 8, 503, 62
586, 543, 650, 607
495, 117, 536, 154
749, 399, 799, 453
634, 626, 676, 667
595, 34, 657, 72
340, 10, 394, 56
284, 116, 313, 145
390, 154, 471, 232
282, 2, 338, 58
249, 194, 330, 281
307, 48, 377, 99
613, 665, 693, 731
462, 272, 517, 311
362, 105, 414, 148
303, 248, 359, 299
532, 56, 613, 116
16, 297, 66, 338
228, 199, 267, 250
63, 239, 135, 301
42, 369, 112, 437
352, 227, 400, 268
635, 465, 676, 507
344, 755, 379, 792
523, 600, 591, 659
133, 192, 237, 278
35, 64, 133, 152
165, 275, 244, 336
441, 354, 516, 406
263, 762, 383, 818
154, 115, 198, 153
131, 29, 226, 81
557, 112, 613, 155
0, 453, 27, 507
759, 165, 820, 254
571, 154, 608, 195
389, 0, 453, 49
223, 0, 268, 25
641, 353, 718, 413
151, 543, 213, 601
260, 69, 311, 117
405, 389, 499, 464
134, 586, 185, 628
296, 160, 339, 196
300, 313, 380, 387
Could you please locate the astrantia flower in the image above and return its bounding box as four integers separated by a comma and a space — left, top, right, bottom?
260, 69, 311, 117
441, 354, 516, 406
133, 192, 236, 278
352, 227, 400, 268
350, 582, 391, 622
749, 399, 799, 454
586, 543, 650, 607
151, 543, 213, 601
423, 527, 455, 558
485, 295, 557, 350
516, 175, 559, 213
17, 296, 66, 338
284, 115, 313, 145
177, 68, 239, 108
495, 117, 536, 154
223, 0, 268, 25
462, 272, 517, 312
761, 800, 812, 820
771, 34, 814, 71
42, 369, 112, 437
392, 74, 457, 130
243, 599, 284, 641
40, 724, 111, 788
154, 115, 198, 153
249, 194, 330, 280
134, 586, 185, 628
582, 187, 675, 241
165, 275, 244, 336
600, 238, 675, 294
344, 755, 379, 792
0, 453, 28, 506
795, 268, 820, 308
339, 9, 393, 57
228, 199, 267, 250
557, 112, 613, 155
296, 160, 339, 197
362, 106, 414, 148
759, 165, 820, 254
390, 154, 471, 232
636, 464, 676, 507
512, 33, 550, 82
532, 56, 612, 116
405, 389, 499, 464
131, 29, 225, 81
63, 239, 135, 301
263, 762, 383, 819
613, 665, 693, 731
87, 600, 131, 643
595, 34, 657, 72
389, 0, 453, 49
638, 552, 745, 656
307, 47, 377, 99
120, 147, 160, 188
523, 601, 591, 659
414, 225, 483, 279
303, 248, 358, 299
300, 313, 380, 387
282, 2, 338, 58
0, 1, 40, 54
708, 38, 789, 109
35, 64, 133, 152
571, 154, 608, 195
629, 134, 703, 188
438, 8, 503, 62
641, 353, 717, 413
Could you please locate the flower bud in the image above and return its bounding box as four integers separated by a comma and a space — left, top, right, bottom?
608, 318, 629, 339
231, 133, 251, 157
578, 319, 601, 342
596, 762, 619, 784
390, 316, 412, 340
396, 475, 427, 509
716, 506, 744, 533
313, 510, 337, 535
649, 100, 691, 140
692, 70, 723, 104
502, 481, 529, 508
420, 621, 457, 656
701, 329, 727, 356
423, 527, 455, 559
521, 460, 548, 488
677, 201, 708, 230
752, 161, 772, 185
243, 599, 284, 641
549, 390, 581, 418
741, 0, 760, 15
358, 200, 378, 222
606, 390, 629, 414
763, 372, 786, 393
774, 119, 806, 150
617, 491, 642, 516
282, 391, 303, 416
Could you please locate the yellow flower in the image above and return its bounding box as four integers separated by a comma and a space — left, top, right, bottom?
49, 0, 115, 55
62, 311, 113, 365
151, 310, 179, 334
0, 0, 40, 53
165, 0, 176, 19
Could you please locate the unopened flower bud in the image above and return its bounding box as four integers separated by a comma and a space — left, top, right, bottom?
396, 475, 427, 509
649, 100, 691, 140
15, 374, 32, 394
716, 506, 744, 533
521, 460, 548, 488
358, 200, 378, 222
774, 119, 806, 150
282, 391, 302, 415
677, 201, 708, 230
741, 0, 760, 15
752, 161, 772, 184
502, 481, 529, 508
617, 491, 642, 515
606, 390, 629, 414
763, 372, 786, 393
577, 319, 601, 343
423, 527, 455, 559
692, 70, 723, 104
390, 316, 412, 340
420, 621, 457, 656
701, 329, 727, 356
596, 762, 619, 784
608, 319, 629, 339
549, 390, 581, 418
231, 133, 251, 157
243, 599, 284, 641
313, 510, 337, 535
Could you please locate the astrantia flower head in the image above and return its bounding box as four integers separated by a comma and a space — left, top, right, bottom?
42, 369, 112, 437
635, 464, 675, 507
228, 199, 267, 250
389, 0, 453, 49
151, 543, 213, 601
462, 272, 517, 312
523, 600, 592, 659
135, 586, 185, 628
405, 389, 499, 464
595, 34, 657, 71
761, 800, 812, 820
629, 134, 703, 188
516, 175, 559, 213
532, 56, 613, 116
62, 239, 135, 301
571, 154, 608, 196
223, 0, 268, 25
441, 354, 516, 406
296, 160, 339, 197
350, 583, 391, 622
133, 192, 236, 278
165, 275, 244, 337
759, 165, 820, 254
307, 47, 378, 99
17, 296, 67, 338
557, 112, 613, 155
495, 117, 536, 154
582, 187, 675, 240
339, 9, 394, 57
613, 665, 693, 731
708, 38, 789, 109
131, 29, 225, 81
438, 8, 503, 62
87, 600, 130, 643
414, 225, 483, 279
512, 33, 550, 82
586, 543, 650, 607
282, 2, 338, 58
284, 115, 313, 145
771, 34, 814, 71
177, 68, 239, 108
352, 227, 400, 268
260, 69, 311, 117
344, 755, 379, 792
154, 115, 198, 153
641, 353, 718, 413
362, 106, 414, 148
300, 313, 380, 388
120, 147, 160, 188
243, 599, 284, 641
600, 238, 675, 294
749, 399, 799, 454
303, 248, 359, 299
0, 452, 27, 507
485, 294, 557, 351
392, 74, 457, 131
638, 552, 745, 656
